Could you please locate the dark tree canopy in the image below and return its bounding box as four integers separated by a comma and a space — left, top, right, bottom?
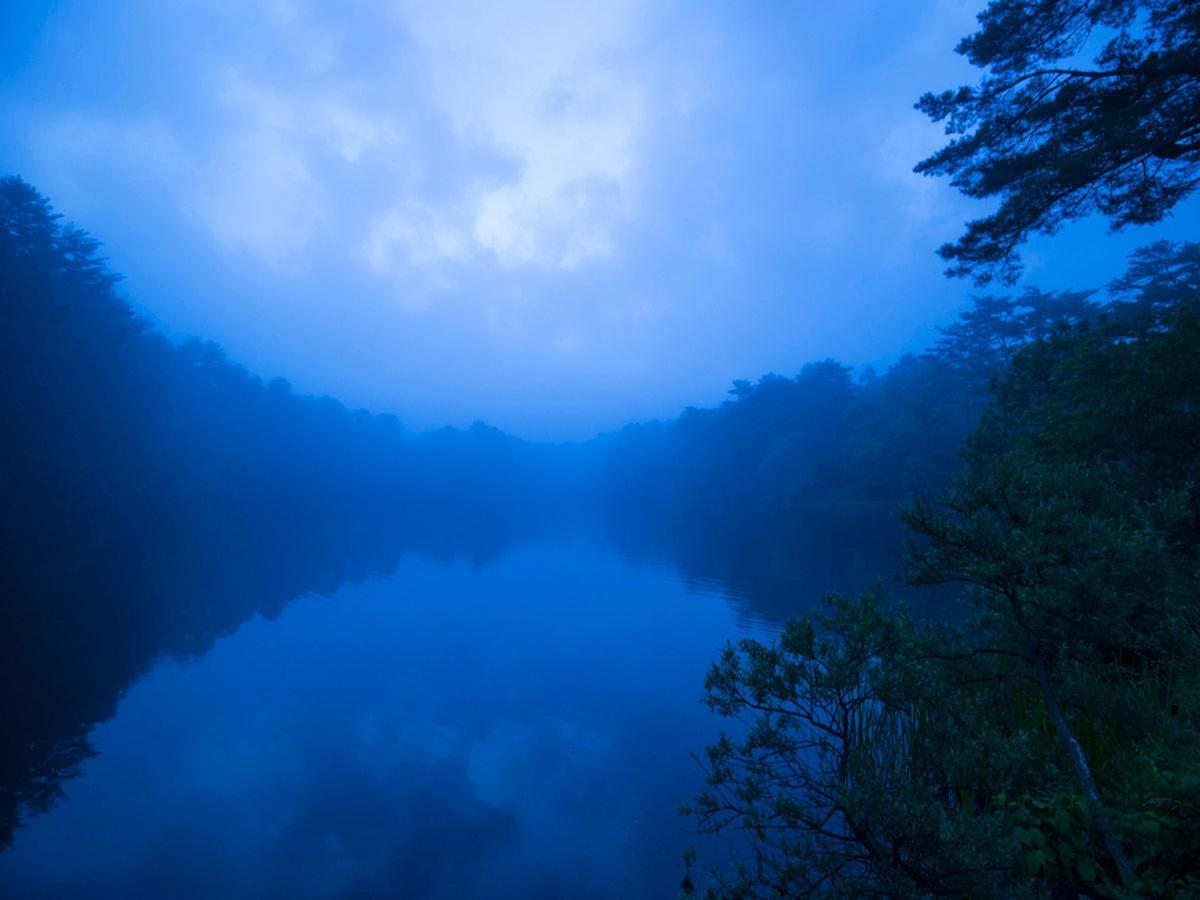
916, 0, 1200, 282
1109, 237, 1200, 309
684, 247, 1200, 898
0, 178, 570, 845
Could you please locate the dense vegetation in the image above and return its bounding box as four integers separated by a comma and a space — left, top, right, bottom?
584, 283, 1110, 620
590, 286, 1097, 533
683, 250, 1200, 896
11, 202, 1200, 897
0, 173, 564, 532
682, 0, 1200, 895
0, 176, 558, 847
4, 2, 1199, 892
2, 161, 1067, 853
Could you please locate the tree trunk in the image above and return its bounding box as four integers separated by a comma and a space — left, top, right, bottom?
1029, 650, 1136, 887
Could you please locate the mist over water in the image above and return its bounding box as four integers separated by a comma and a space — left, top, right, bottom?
0, 171, 946, 894
0, 509, 883, 899
0, 540, 753, 899
0, 170, 1002, 898
7, 0, 1200, 894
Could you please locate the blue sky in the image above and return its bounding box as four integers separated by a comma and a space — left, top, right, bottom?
3, 0, 1197, 438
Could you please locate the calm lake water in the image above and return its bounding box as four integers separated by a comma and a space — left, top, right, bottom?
0, 536, 780, 899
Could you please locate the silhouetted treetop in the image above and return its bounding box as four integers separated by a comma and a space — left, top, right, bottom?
1, 177, 573, 847
916, 0, 1200, 282
1109, 237, 1200, 310
931, 287, 1099, 381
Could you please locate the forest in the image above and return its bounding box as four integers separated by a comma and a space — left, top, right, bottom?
2, 0, 1199, 897
680, 243, 1200, 897
0, 175, 578, 850
6, 190, 1198, 898
675, 2, 1200, 896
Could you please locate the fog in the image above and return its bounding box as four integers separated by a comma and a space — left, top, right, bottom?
5, 0, 1193, 437
5, 2, 1200, 896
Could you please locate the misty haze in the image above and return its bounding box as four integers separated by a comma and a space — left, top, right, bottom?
3, 2, 1200, 897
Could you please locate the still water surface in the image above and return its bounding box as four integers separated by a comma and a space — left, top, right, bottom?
0, 537, 776, 898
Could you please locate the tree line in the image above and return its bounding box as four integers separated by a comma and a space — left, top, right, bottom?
589, 282, 1104, 543
683, 246, 1200, 896
681, 0, 1200, 895
0, 175, 559, 847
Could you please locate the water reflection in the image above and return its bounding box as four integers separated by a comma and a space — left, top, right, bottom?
0, 502, 923, 897
0, 539, 771, 898
0, 501, 534, 852
600, 508, 953, 628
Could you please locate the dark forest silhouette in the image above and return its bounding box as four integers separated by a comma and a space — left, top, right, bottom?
679, 0, 1200, 892
7, 1, 1200, 894
6, 174, 1195, 861
0, 177, 569, 846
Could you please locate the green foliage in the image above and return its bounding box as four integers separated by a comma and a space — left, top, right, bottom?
1004, 793, 1105, 889
684, 591, 1047, 897
685, 246, 1200, 896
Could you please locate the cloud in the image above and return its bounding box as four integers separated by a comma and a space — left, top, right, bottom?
186, 0, 659, 278
363, 204, 471, 272
13, 0, 1055, 435
189, 72, 406, 265
27, 0, 660, 281
359, 0, 653, 273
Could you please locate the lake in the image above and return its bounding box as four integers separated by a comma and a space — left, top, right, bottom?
0, 534, 786, 898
